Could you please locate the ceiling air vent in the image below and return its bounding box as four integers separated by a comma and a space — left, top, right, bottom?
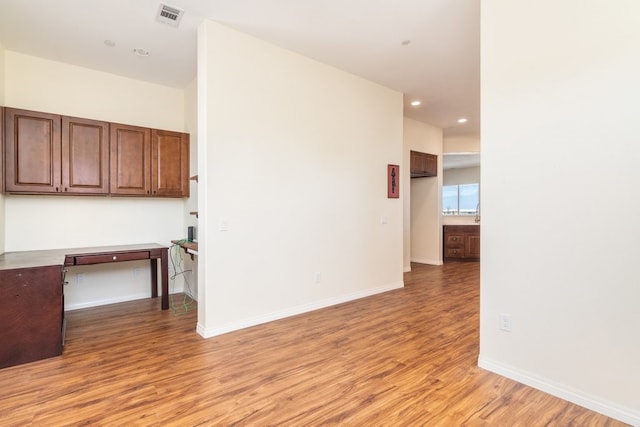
156, 3, 184, 27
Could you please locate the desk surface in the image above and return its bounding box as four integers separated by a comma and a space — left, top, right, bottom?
0, 243, 167, 270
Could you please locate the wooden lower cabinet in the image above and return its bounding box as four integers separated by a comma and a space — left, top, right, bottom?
0, 265, 64, 369
444, 225, 480, 261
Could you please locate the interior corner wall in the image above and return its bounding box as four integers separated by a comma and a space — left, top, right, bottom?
480, 1, 640, 424
3, 51, 189, 309
403, 117, 443, 268
0, 41, 5, 254
182, 77, 198, 300
197, 20, 404, 338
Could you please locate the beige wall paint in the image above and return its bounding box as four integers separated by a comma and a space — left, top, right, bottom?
197, 20, 404, 337
182, 77, 198, 300
443, 136, 480, 153
4, 51, 184, 131
403, 117, 443, 268
3, 51, 189, 309
480, 1, 640, 424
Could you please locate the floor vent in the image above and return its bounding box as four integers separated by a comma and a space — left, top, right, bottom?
156, 3, 184, 27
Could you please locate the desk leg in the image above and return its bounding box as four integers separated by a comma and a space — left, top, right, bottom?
161, 248, 169, 310
150, 259, 158, 299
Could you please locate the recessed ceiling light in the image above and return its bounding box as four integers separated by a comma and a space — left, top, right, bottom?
457, 118, 468, 123
401, 40, 411, 46
132, 48, 150, 57
411, 101, 421, 106
104, 40, 116, 48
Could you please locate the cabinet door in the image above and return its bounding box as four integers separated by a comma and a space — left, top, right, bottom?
62, 116, 110, 194
465, 234, 481, 259
410, 150, 437, 177
410, 151, 426, 175
151, 129, 189, 197
4, 108, 62, 193
423, 153, 437, 176
110, 123, 151, 196
0, 265, 63, 368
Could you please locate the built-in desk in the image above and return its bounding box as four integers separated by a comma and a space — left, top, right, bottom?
0, 243, 169, 369
171, 240, 198, 260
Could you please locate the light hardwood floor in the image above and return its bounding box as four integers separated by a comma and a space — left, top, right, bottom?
0, 262, 627, 426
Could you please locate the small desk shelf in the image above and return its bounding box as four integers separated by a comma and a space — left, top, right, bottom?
172, 240, 198, 260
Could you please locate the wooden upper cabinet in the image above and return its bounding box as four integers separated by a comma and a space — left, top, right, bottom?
62, 116, 109, 194
4, 108, 62, 193
4, 107, 190, 197
151, 129, 189, 197
410, 150, 437, 178
110, 123, 151, 196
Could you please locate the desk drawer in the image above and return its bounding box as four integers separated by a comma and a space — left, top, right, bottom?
72, 251, 150, 265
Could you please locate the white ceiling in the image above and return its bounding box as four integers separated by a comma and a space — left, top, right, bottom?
0, 0, 479, 139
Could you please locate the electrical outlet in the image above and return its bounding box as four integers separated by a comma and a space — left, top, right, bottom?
133, 267, 141, 276
314, 272, 321, 284
76, 273, 85, 284
499, 313, 512, 332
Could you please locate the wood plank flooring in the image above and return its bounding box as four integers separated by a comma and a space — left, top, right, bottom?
0, 262, 627, 426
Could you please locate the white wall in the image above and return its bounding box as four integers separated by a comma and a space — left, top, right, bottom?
480, 1, 640, 424
197, 20, 404, 337
3, 51, 189, 310
403, 117, 443, 268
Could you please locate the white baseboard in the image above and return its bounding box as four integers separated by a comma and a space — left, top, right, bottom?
197, 281, 404, 339
65, 292, 153, 311
478, 356, 640, 426
410, 258, 443, 266
65, 288, 183, 311
404, 265, 412, 272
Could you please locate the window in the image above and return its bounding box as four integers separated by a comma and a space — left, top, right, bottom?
443, 183, 479, 215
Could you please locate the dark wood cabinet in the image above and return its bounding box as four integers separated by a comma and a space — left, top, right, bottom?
151, 129, 189, 197
5, 109, 111, 195
444, 225, 480, 261
4, 108, 62, 193
0, 265, 64, 369
410, 150, 437, 178
110, 123, 151, 196
110, 125, 190, 198
62, 116, 110, 194
4, 107, 190, 198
